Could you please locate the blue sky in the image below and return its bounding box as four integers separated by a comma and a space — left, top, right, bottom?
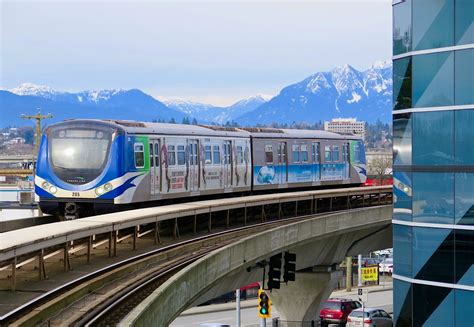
1, 0, 392, 105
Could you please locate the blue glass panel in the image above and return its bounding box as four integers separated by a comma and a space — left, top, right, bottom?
393, 0, 412, 55
412, 227, 454, 283
455, 0, 474, 45
455, 110, 474, 165
455, 173, 474, 225
394, 171, 412, 221
393, 58, 412, 110
455, 49, 474, 106
412, 111, 454, 165
413, 0, 454, 51
394, 225, 412, 277
413, 51, 454, 107
393, 114, 412, 165
414, 285, 454, 327
455, 290, 474, 327
393, 279, 412, 326
413, 172, 454, 224
455, 229, 474, 286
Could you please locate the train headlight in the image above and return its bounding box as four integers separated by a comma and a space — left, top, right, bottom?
95, 186, 105, 196
104, 183, 113, 192
49, 186, 57, 194
42, 182, 49, 189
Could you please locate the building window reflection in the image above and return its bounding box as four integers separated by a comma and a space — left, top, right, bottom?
413, 0, 454, 51
455, 0, 474, 45
393, 58, 412, 110
413, 51, 454, 108
455, 49, 474, 105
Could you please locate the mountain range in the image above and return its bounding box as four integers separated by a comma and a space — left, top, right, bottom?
0, 61, 392, 128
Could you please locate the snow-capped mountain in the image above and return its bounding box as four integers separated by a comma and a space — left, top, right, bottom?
1, 85, 186, 126
1, 60, 392, 127
160, 94, 271, 124
236, 61, 392, 125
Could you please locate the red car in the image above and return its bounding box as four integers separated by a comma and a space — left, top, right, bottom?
319, 298, 362, 327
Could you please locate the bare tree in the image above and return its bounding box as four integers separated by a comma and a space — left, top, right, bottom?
370, 155, 392, 185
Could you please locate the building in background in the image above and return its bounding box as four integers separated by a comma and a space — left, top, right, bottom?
392, 0, 474, 326
323, 118, 365, 138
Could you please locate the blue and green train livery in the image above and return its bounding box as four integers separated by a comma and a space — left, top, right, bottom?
35, 120, 366, 218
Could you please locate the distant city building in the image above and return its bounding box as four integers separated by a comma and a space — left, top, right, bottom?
5, 137, 25, 146
324, 118, 365, 138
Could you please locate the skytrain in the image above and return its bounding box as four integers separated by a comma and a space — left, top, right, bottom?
35, 120, 367, 218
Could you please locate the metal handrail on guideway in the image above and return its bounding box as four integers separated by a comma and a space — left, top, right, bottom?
0, 186, 391, 265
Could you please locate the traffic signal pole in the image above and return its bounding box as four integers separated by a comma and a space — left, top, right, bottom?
236, 289, 241, 327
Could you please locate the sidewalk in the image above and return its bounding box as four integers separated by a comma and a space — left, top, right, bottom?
181, 281, 393, 316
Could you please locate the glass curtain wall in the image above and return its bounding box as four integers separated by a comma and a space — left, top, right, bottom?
393, 0, 474, 326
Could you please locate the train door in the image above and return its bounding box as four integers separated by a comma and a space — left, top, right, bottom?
223, 140, 233, 189
149, 139, 161, 195
188, 139, 199, 192
312, 142, 320, 182
277, 142, 288, 184
343, 142, 350, 179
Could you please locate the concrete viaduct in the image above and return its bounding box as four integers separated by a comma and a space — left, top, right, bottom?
123, 205, 392, 326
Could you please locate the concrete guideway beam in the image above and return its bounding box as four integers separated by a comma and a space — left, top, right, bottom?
121, 205, 392, 326
268, 269, 343, 322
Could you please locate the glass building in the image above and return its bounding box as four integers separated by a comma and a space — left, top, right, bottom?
392, 0, 474, 326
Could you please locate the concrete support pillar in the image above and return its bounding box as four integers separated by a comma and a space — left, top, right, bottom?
268, 268, 342, 322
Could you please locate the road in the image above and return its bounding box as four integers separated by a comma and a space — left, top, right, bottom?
171, 288, 393, 327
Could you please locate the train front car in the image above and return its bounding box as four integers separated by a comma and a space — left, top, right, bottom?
35, 120, 129, 219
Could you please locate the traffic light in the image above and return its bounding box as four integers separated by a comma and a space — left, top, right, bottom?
258, 289, 271, 318
283, 252, 296, 283
268, 253, 282, 290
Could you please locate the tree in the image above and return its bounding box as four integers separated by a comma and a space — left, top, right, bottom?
169, 118, 176, 124
370, 154, 392, 185
182, 117, 190, 124
191, 118, 198, 125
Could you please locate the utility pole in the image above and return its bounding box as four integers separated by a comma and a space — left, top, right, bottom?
21, 109, 52, 217
21, 109, 53, 155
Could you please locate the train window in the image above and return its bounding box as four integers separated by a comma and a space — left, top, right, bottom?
205, 145, 212, 164
213, 145, 221, 164
265, 145, 273, 164
177, 145, 186, 165
301, 144, 309, 163
155, 143, 160, 166
149, 144, 154, 167
237, 146, 244, 164
333, 146, 340, 161
167, 145, 176, 166
134, 143, 145, 168
292, 145, 300, 163
325, 145, 332, 162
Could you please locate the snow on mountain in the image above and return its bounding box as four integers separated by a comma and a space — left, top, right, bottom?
10, 83, 58, 99
160, 94, 271, 124
3, 60, 391, 128
236, 61, 392, 125
1, 86, 185, 127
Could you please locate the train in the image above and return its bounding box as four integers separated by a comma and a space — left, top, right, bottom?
35, 119, 367, 219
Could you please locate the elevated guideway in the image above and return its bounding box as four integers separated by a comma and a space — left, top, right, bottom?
0, 186, 392, 326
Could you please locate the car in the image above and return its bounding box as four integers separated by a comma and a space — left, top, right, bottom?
379, 257, 393, 274
347, 307, 392, 327
319, 298, 362, 327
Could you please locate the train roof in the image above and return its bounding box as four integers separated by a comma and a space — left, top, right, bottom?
52, 119, 362, 140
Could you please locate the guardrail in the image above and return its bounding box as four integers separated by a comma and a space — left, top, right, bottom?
0, 186, 392, 291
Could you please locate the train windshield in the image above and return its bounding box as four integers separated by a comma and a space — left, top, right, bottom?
49, 127, 113, 184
